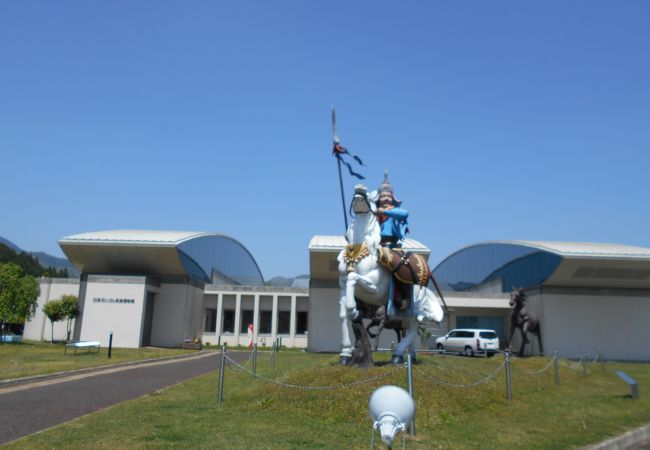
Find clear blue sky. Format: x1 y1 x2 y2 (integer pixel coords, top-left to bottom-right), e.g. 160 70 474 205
1 2 649 280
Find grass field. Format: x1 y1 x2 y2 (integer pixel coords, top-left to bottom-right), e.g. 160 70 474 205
5 350 650 449
0 341 194 380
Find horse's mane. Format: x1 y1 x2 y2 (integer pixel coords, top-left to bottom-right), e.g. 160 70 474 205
513 288 527 304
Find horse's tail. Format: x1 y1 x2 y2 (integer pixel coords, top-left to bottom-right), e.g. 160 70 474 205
428 273 451 314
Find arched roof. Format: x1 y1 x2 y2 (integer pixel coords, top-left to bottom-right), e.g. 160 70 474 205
59 230 264 286
433 240 650 292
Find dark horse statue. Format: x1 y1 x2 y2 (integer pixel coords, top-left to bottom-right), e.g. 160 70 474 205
508 288 544 356
365 305 408 351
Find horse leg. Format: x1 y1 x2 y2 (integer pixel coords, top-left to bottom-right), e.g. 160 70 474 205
339 279 354 364
537 327 544 356
374 320 385 351
519 329 527 356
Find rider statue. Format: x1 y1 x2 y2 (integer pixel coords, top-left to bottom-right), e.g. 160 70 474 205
376 171 409 249
375 171 414 310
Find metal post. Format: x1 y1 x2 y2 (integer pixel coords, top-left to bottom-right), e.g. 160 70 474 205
108 331 113 359
597 347 605 371
252 343 257 378
407 353 415 436
271 341 276 370
505 350 512 401
582 349 588 377
218 344 227 403
554 350 559 386
390 341 395 352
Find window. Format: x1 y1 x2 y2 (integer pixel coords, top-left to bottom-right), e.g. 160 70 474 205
259 310 272 334
240 310 254 334
296 312 308 334
204 308 217 332
222 310 235 333
277 311 290 334
480 331 498 339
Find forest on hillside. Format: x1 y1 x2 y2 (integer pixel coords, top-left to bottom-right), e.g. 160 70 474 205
0 244 69 278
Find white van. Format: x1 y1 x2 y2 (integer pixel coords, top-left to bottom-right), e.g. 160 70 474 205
434 329 499 356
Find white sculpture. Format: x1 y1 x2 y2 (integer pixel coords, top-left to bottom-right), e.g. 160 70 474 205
337 185 444 365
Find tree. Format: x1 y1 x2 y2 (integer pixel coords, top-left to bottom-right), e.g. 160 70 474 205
43 299 64 343
0 263 40 342
60 295 79 341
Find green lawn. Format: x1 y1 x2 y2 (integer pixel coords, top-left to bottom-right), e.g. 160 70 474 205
0 341 194 380
5 351 650 449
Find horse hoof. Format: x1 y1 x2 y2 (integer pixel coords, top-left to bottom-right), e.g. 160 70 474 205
390 355 404 365
340 355 353 366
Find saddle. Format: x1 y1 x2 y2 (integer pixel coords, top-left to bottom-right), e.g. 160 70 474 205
378 248 432 310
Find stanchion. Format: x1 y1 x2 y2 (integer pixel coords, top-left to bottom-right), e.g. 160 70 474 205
218 344 227 403
597 347 605 371
554 350 559 386
407 354 415 436
505 350 512 401
108 331 113 359
271 341 276 370
252 343 257 378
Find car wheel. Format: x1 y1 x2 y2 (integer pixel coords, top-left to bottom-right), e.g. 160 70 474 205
464 346 474 357
437 343 444 351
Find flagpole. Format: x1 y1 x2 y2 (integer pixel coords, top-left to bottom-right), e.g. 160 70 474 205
337 156 349 231
332 107 349 232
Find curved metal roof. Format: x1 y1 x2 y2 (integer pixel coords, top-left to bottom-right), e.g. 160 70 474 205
59 230 264 286
309 235 430 253
434 240 650 292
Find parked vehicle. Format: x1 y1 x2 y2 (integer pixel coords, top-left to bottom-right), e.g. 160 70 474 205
0 332 22 343
434 328 499 356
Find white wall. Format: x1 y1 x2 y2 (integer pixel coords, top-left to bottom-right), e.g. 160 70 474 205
23 279 80 342
307 287 343 352
80 279 147 348
541 289 650 361
150 283 188 348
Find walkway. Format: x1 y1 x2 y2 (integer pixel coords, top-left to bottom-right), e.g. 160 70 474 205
0 350 247 445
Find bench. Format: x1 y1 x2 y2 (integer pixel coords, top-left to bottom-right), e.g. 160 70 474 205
65 341 101 355
616 371 639 399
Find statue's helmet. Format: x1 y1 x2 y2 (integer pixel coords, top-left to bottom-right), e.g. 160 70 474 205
377 170 402 206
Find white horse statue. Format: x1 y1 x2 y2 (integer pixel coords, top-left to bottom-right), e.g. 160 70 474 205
338 184 444 365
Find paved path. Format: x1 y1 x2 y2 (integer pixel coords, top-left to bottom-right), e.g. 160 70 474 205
0 351 248 445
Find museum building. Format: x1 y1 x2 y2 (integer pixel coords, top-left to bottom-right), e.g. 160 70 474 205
307 238 650 361
23 230 309 349
23 230 650 361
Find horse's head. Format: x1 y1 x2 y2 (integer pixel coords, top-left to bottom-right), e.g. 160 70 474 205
352 184 377 215
509 288 525 308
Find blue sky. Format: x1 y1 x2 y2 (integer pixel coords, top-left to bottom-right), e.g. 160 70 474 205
1 1 649 280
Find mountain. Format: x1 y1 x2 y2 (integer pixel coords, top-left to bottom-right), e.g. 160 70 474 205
0 236 21 252
0 236 79 277
265 274 309 288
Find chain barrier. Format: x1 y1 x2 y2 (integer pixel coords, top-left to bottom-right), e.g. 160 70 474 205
413 360 506 388
224 354 401 390
515 357 556 376
567 353 586 370
253 350 274 361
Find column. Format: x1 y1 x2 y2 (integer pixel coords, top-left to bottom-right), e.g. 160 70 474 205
253 294 260 344
290 295 297 346
234 293 242 344
271 294 278 343
215 293 223 338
